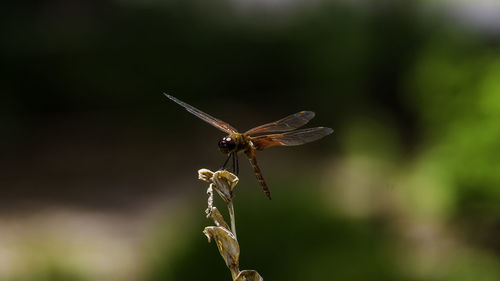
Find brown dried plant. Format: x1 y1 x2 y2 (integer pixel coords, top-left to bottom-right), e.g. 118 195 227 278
198 169 263 281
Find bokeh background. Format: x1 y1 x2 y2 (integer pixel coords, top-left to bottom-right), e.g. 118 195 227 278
2 0 500 280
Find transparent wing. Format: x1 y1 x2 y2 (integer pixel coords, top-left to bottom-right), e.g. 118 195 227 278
251 127 333 150
164 93 237 134
244 111 315 136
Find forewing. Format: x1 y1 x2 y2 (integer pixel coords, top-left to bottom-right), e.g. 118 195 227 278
164 93 237 134
244 111 315 136
251 127 333 150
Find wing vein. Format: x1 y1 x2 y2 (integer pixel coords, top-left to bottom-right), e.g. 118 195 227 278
244 111 315 135
251 127 333 150
164 93 237 134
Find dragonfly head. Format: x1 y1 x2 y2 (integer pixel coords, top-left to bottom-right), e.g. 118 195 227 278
218 136 236 154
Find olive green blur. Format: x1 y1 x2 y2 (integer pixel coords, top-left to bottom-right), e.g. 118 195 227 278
2 1 500 281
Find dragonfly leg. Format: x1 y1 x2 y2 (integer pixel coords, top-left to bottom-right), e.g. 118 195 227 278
232 152 236 174
221 153 231 170
235 153 239 175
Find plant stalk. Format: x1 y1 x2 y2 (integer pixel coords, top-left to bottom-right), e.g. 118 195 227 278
228 200 237 240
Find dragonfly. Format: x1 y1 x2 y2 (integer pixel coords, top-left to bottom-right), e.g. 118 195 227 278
164 93 333 199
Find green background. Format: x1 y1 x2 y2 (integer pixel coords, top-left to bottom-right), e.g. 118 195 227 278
1 1 500 280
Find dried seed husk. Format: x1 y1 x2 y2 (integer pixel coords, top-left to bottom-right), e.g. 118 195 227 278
234 270 263 281
198 168 214 183
212 170 239 202
203 226 240 278
207 207 230 230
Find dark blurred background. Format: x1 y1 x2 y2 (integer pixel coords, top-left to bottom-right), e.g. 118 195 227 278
1 0 500 280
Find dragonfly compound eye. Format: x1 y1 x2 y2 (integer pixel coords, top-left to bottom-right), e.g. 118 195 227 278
218 137 236 153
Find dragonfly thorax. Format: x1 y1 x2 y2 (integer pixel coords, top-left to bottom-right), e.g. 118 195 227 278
218 133 250 154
